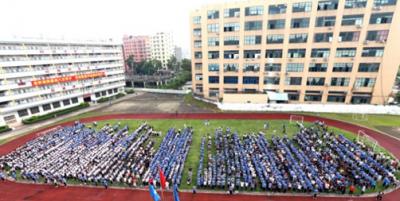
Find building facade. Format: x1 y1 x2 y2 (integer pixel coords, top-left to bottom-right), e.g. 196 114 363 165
122 35 151 64
191 0 400 104
150 32 175 69
0 38 125 125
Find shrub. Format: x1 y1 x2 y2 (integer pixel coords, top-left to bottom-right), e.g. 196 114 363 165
0 125 11 133
22 103 90 124
125 89 135 94
97 93 126 103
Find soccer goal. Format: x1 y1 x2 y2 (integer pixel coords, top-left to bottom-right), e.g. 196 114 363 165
352 113 368 121
289 115 304 124
357 130 378 150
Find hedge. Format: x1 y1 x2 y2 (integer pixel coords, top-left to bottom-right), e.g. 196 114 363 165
22 102 90 124
0 125 11 133
125 89 134 94
97 93 126 103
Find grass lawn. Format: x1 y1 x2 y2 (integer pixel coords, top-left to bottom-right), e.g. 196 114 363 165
84 119 397 193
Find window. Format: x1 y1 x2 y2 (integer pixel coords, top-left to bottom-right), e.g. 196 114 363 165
244 35 262 45
244 50 261 59
339 31 360 42
288 49 306 58
63 99 70 106
265 49 283 58
304 94 322 102
355 78 376 87
224 36 240 45
361 47 384 57
243 76 259 84
207 10 219 19
333 63 353 72
18 109 29 117
195 74 203 81
224 63 239 72
336 48 357 57
311 48 330 58
351 93 372 104
208 63 219 71
224 50 239 59
224 76 238 84
193 16 201 24
224 23 240 32
366 30 389 41
345 0 367 8
208 51 220 59
264 77 280 85
327 94 346 102
292 1 312 12
265 63 281 72
374 0 397 6
194 51 202 59
52 101 61 109
289 33 308 43
370 13 393 24
341 15 363 26
209 88 219 97
268 19 285 30
30 107 40 114
193 28 201 36
71 97 78 104
268 4 287 14
245 21 263 31
314 32 333 42
316 16 336 27
317 0 339 11
208 76 219 84
307 77 325 86
195 63 202 70
267 34 284 44
286 63 304 72
358 63 380 72
194 40 202 48
285 77 302 85
331 77 350 86
42 104 51 111
224 88 238 94
208 37 219 47
207 24 219 32
224 8 240 18
309 63 328 72
244 63 260 72
291 18 310 28
245 6 264 16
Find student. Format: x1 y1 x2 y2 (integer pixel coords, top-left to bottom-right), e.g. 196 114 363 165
192 186 197 194
376 191 383 200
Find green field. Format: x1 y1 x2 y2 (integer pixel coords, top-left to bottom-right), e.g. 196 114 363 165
87 119 396 193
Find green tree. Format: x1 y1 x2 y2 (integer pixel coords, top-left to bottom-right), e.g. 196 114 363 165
125 55 136 73
396 91 400 102
167 56 180 72
181 58 191 72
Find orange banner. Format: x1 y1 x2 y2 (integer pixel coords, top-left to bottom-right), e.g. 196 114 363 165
31 71 106 87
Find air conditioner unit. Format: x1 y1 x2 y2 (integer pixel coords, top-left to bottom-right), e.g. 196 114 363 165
328 27 333 30
234 54 239 59
288 58 293 62
379 39 386 43
325 83 330 87
255 54 261 59
350 57 355 61
328 37 333 42
363 40 369 45
234 12 240 17
338 36 342 42
373 6 382 11
356 24 362 29
323 58 328 62
311 59 317 62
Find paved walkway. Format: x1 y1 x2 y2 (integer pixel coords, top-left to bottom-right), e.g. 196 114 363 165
0 113 399 201
0 93 141 141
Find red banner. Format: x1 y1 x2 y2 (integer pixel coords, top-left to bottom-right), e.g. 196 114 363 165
31 72 105 87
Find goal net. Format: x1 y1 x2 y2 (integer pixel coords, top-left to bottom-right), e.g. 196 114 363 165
357 130 378 150
289 115 304 124
352 113 368 121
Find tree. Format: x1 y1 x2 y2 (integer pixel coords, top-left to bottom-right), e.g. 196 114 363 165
396 91 400 102
167 56 180 72
181 59 191 72
126 55 136 73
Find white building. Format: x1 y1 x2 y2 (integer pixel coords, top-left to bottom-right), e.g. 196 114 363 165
150 32 175 69
0 37 125 126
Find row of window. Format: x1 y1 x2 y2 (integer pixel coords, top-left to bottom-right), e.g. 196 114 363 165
199 0 396 21
194 30 389 47
194 47 384 59
17 97 80 118
203 12 393 33
202 62 380 73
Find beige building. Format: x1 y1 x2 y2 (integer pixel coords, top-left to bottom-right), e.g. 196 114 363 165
190 0 400 104
150 32 175 69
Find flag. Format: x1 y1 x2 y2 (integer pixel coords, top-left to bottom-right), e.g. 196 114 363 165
173 184 180 201
159 167 166 190
149 184 160 201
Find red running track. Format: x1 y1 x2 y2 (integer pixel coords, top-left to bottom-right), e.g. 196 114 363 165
0 113 399 201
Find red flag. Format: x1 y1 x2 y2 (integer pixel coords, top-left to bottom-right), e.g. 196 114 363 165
159 168 166 190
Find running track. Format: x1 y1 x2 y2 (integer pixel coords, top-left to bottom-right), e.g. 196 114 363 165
0 113 399 201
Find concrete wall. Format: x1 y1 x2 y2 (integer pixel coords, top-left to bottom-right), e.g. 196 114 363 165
223 93 268 104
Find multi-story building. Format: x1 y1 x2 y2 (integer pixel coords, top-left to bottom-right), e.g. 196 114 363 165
0 38 125 125
122 35 151 64
150 32 175 68
175 46 183 61
191 0 400 104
